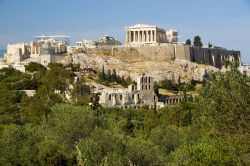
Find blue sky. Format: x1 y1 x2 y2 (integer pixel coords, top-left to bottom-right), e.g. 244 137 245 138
0 0 250 63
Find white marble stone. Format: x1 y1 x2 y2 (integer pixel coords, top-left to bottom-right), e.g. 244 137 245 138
125 24 178 46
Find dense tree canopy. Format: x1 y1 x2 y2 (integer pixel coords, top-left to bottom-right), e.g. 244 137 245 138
97 66 135 87
0 63 249 165
25 62 47 73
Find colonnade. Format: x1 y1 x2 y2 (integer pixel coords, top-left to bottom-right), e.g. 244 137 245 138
126 29 168 43
126 30 156 43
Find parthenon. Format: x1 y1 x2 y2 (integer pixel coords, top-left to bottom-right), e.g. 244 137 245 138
125 24 178 45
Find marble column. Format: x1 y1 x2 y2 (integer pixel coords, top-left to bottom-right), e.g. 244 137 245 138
141 31 143 42
139 31 141 42
140 31 143 42
137 31 139 42
134 31 136 42
126 31 129 43
135 31 138 42
142 30 145 42
135 31 137 42
143 31 146 42
146 31 149 42
151 30 154 42
149 30 151 42
129 31 131 42
130 31 132 42
138 31 140 42
148 30 151 42
133 31 135 42
154 30 157 42
147 31 149 42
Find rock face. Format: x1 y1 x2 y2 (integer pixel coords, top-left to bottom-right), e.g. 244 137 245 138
62 51 219 82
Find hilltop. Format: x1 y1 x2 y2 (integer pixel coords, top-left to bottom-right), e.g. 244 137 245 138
63 46 219 83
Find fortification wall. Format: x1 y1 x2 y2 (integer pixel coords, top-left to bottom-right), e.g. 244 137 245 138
175 45 191 61
190 47 241 68
92 45 176 62
88 44 240 68
137 45 175 62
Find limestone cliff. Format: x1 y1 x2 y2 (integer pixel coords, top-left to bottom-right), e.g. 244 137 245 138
62 50 219 82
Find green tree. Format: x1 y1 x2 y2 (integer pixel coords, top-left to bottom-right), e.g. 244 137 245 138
121 76 127 87
127 76 135 85
71 77 91 105
45 104 98 155
97 65 106 83
193 36 203 47
125 136 165 166
111 68 117 82
160 102 195 130
70 63 81 72
41 63 75 94
38 138 69 166
208 42 213 48
92 92 101 110
149 125 181 155
47 62 64 70
159 78 175 91
25 62 47 73
0 124 41 165
153 82 160 95
0 67 37 90
169 141 242 165
21 85 63 124
0 88 25 124
77 128 126 166
196 70 250 136
107 69 112 82
185 39 192 45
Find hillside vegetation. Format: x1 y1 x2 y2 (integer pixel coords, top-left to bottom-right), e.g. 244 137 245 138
0 62 249 165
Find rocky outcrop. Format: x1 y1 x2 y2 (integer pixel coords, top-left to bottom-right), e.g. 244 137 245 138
62 52 218 83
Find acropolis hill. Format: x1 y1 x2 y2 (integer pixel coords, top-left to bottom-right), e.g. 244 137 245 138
2 24 241 82
63 24 240 82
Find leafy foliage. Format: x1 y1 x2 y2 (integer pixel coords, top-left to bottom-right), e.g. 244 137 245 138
0 65 249 165
71 77 91 105
154 78 195 94
0 67 38 90
197 70 250 135
25 62 47 72
97 66 136 87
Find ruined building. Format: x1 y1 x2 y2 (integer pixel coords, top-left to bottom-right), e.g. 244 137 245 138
4 36 67 66
98 75 188 109
98 75 158 109
125 24 178 46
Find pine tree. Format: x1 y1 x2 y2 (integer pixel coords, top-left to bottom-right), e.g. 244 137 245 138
111 68 117 82
98 65 106 82
193 36 203 47
107 69 111 82
185 39 191 45
208 42 213 48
